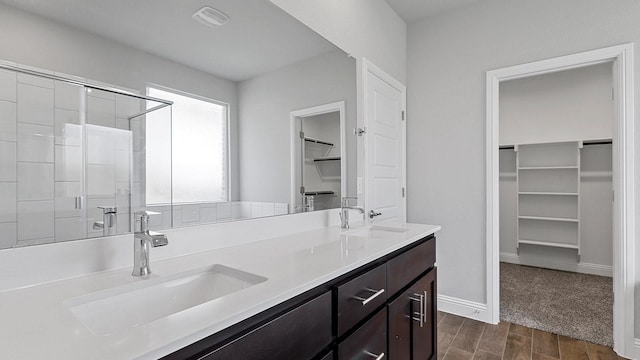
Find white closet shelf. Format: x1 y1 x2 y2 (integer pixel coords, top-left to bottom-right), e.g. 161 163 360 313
518 215 579 223
518 166 579 170
517 239 579 250
518 192 578 196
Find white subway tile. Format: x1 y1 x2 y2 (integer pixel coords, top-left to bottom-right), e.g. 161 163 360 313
17 83 54 126
17 73 54 89
17 162 54 201
274 204 289 216
231 203 241 219
0 183 16 222
116 213 131 235
251 203 262 218
0 69 16 102
86 88 115 101
16 237 55 247
54 81 82 110
115 150 131 182
54 217 83 242
217 202 232 221
54 109 80 146
0 101 16 142
87 125 115 165
262 203 275 217
17 200 54 240
87 95 115 127
17 123 54 163
54 145 81 181
182 204 200 224
200 204 217 224
0 141 16 181
87 165 115 197
54 182 81 218
0 222 16 249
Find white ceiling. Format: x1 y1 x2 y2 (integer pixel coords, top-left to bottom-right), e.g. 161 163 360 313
0 0 339 82
385 0 480 23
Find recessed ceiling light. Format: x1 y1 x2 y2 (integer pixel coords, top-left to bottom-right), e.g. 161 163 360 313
192 7 230 28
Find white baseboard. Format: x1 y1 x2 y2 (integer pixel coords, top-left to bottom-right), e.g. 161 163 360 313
437 294 491 323
500 252 613 277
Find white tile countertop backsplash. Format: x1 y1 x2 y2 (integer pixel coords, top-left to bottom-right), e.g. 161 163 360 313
0 217 439 359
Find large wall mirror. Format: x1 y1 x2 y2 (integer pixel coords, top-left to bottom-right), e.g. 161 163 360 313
0 0 357 249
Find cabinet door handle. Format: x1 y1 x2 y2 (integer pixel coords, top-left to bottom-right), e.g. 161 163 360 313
410 293 425 327
363 350 385 360
422 290 428 324
352 287 385 306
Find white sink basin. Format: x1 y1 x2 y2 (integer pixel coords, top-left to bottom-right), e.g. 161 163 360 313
64 264 267 336
345 223 410 236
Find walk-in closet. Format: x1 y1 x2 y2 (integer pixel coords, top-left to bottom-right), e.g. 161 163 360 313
498 62 614 346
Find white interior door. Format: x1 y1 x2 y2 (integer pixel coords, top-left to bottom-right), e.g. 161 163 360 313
364 60 406 222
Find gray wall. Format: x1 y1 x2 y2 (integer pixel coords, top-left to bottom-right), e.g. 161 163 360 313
500 63 613 145
271 0 407 83
237 51 356 203
406 0 640 335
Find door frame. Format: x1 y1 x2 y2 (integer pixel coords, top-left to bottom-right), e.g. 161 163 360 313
362 58 407 222
289 101 346 213
485 43 635 356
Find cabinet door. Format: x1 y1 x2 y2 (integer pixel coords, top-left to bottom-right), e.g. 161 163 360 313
388 268 437 360
413 268 437 360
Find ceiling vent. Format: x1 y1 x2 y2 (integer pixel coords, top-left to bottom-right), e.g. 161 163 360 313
192 7 229 28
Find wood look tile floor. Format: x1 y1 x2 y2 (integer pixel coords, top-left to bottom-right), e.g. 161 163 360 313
437 312 629 360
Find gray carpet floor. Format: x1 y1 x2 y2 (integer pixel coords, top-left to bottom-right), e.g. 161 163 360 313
500 262 613 347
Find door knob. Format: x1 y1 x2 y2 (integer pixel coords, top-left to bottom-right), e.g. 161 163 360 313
369 210 382 219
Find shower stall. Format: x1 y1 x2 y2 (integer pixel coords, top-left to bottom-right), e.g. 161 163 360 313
0 64 172 248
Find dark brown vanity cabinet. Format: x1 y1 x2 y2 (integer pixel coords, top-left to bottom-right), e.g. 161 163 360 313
164 234 436 360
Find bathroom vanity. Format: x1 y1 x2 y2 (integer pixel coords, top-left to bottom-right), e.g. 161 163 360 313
166 230 437 360
0 222 439 359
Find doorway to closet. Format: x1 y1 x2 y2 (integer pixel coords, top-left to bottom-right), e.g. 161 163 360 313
485 43 637 358
498 62 614 347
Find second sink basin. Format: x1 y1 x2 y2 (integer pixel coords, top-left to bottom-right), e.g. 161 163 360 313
64 264 267 336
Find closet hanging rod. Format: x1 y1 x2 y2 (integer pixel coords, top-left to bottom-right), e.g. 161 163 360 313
583 139 612 146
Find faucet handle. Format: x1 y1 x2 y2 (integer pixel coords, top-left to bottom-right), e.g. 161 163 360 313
135 210 161 219
98 206 117 214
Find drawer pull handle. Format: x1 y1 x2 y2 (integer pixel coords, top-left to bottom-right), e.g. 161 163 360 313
363 350 385 360
352 288 385 306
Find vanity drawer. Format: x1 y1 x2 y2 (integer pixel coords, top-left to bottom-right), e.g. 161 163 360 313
202 291 332 360
338 307 387 360
336 263 387 336
387 237 435 295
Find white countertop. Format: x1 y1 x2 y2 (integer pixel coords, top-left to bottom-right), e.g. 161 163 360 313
0 223 440 359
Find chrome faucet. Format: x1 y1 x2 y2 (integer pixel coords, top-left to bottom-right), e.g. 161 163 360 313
132 211 168 277
93 206 117 236
340 197 365 229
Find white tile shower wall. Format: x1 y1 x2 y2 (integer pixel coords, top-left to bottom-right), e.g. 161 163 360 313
0 222 16 249
0 73 17 248
0 141 16 181
0 101 16 141
17 200 54 242
17 83 54 126
0 69 17 102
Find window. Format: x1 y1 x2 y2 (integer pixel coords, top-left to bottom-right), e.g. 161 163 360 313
146 87 229 204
